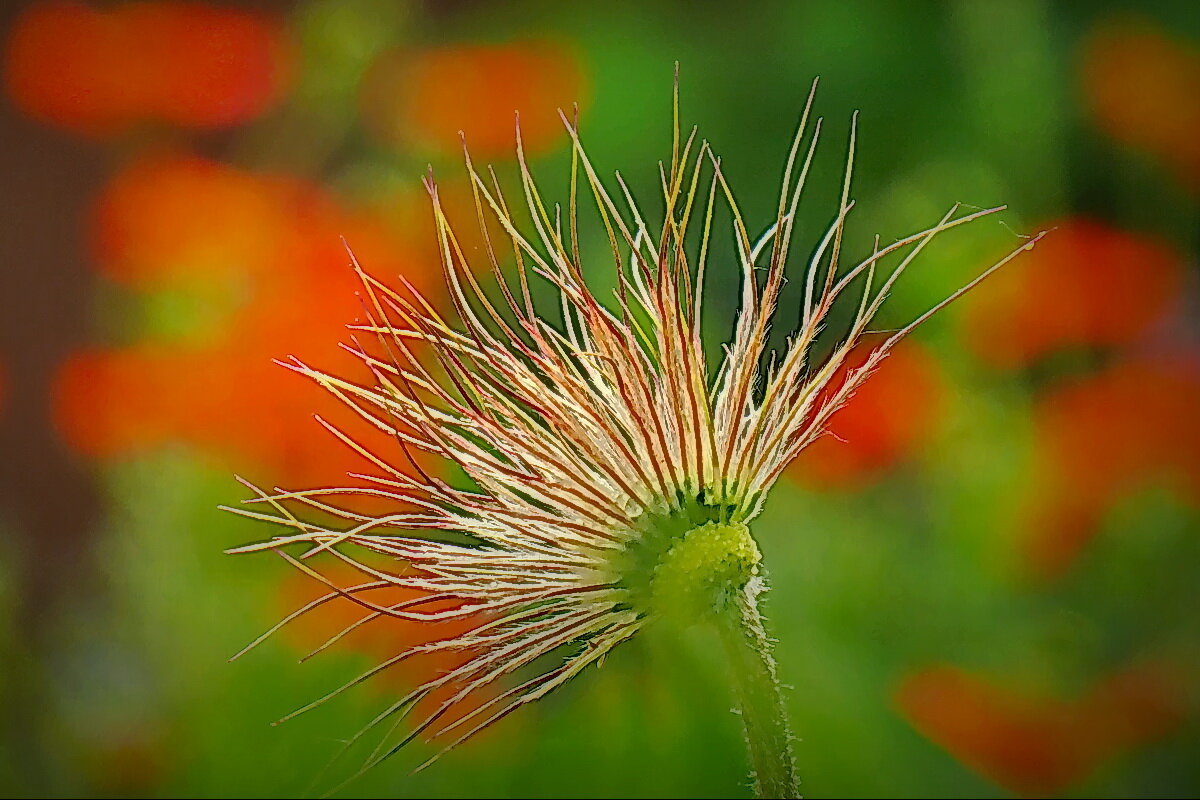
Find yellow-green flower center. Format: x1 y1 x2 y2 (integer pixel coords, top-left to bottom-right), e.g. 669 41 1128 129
613 501 762 620
649 522 761 618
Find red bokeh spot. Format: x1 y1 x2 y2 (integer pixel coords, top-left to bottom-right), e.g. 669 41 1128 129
360 41 585 158
4 2 128 134
789 340 946 489
1022 356 1200 578
963 219 1183 370
895 661 1187 797
121 1 292 129
1082 22 1200 189
54 346 181 458
4 1 291 136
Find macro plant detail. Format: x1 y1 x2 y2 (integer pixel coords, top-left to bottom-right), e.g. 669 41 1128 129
226 76 1040 798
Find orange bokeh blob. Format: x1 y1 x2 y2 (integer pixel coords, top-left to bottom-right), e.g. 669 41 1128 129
56 154 443 491
92 153 288 287
1022 356 1200 578
895 661 1186 797
361 41 585 158
788 340 946 489
1082 21 1200 188
962 219 1182 370
52 342 417 492
4 1 291 136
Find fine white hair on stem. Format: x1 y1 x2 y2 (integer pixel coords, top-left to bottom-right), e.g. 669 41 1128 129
224 74 1044 781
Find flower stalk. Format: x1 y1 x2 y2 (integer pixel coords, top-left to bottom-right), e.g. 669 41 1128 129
718 579 800 799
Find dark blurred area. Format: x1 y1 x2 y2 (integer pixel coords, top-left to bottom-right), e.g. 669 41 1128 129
1 1 1198 797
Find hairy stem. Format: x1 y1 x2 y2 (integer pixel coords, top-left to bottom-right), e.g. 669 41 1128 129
718 579 800 799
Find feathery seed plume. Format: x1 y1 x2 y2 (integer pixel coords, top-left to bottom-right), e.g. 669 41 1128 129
225 75 1041 785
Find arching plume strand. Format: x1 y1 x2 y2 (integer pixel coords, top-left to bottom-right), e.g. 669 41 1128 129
224 78 1043 779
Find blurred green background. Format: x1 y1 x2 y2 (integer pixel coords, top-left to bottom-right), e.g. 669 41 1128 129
1 1 1198 797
